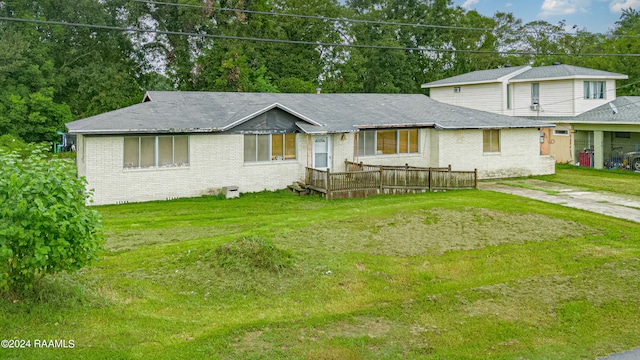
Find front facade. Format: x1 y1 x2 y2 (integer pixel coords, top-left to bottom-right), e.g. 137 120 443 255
423 64 629 164
68 92 554 205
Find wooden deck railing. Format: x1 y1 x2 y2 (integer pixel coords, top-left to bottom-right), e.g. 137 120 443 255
304 162 477 200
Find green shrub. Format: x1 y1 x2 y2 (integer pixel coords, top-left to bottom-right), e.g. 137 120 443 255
0 134 33 157
213 237 294 273
0 147 104 292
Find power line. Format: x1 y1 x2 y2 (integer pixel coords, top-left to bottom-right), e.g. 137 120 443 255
132 0 493 32
2 16 640 57
133 0 640 39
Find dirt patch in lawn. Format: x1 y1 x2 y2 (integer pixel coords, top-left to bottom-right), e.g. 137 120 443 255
104 226 233 251
466 259 640 323
234 330 273 356
275 208 599 257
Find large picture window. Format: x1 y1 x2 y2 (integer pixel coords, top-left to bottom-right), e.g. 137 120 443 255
358 129 419 156
483 129 500 153
584 81 605 99
244 133 296 163
124 135 189 168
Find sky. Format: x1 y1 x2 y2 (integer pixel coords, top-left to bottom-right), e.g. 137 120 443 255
451 0 640 34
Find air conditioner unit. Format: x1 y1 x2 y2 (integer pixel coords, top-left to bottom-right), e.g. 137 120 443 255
530 104 539 111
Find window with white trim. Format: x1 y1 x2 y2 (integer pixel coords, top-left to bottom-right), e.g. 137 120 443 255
584 81 605 99
483 129 500 153
123 135 189 168
244 133 296 163
358 129 419 156
531 83 540 105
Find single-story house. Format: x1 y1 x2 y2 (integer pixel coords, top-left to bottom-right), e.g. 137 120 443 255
66 91 555 205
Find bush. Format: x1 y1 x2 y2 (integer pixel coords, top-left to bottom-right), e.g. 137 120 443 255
213 237 294 273
0 134 32 157
0 146 104 292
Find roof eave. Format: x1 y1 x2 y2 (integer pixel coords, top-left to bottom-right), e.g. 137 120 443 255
355 123 435 129
66 128 222 135
510 75 628 83
422 80 500 89
434 123 555 130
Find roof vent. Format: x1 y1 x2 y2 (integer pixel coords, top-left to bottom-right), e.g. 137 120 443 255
504 64 511 68
553 62 562 66
316 88 322 94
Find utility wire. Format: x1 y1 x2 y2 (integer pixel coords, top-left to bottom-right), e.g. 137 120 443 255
2 16 640 57
133 0 640 39
132 0 493 32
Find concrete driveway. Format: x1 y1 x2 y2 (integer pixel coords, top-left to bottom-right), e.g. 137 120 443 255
479 179 640 223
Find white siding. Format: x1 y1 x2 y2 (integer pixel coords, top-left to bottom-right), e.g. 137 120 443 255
512 80 574 117
429 83 503 113
511 79 618 117
574 79 617 115
436 128 555 179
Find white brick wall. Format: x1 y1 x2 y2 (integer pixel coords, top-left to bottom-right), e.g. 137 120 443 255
436 128 555 179
83 134 308 205
81 128 554 205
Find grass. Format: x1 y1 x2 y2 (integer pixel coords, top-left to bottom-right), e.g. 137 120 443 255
535 164 640 197
495 181 561 196
2 173 640 359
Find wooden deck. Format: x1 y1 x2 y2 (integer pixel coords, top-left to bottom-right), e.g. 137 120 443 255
301 161 477 200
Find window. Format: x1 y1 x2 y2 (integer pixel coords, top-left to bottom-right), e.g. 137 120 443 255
506 84 511 110
244 133 296 162
553 129 569 136
615 132 631 139
124 135 189 168
531 83 540 105
358 129 419 156
454 86 461 93
584 81 605 99
483 130 500 153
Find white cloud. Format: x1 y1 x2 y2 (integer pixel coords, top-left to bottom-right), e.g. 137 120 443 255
609 0 640 13
539 0 591 17
461 0 480 9
506 2 513 7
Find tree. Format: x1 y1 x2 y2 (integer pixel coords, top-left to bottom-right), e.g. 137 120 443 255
604 8 640 96
0 0 145 141
0 147 104 292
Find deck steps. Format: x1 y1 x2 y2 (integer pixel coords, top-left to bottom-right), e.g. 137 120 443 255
287 181 309 196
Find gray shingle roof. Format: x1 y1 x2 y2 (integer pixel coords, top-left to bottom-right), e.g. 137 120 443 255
523 97 640 124
509 64 627 81
421 65 530 88
422 64 627 89
66 91 552 135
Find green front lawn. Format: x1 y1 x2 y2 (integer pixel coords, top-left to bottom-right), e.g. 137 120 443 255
535 164 640 197
2 187 640 359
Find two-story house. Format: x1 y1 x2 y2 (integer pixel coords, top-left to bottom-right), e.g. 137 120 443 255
422 64 637 169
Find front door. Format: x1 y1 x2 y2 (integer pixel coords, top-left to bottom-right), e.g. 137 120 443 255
313 135 332 170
